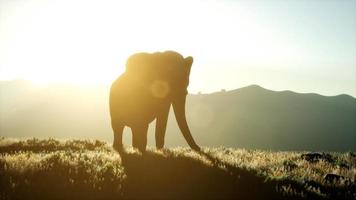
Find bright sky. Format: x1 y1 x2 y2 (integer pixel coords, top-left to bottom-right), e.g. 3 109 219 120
0 0 355 96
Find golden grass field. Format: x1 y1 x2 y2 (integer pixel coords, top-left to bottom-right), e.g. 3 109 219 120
0 138 355 200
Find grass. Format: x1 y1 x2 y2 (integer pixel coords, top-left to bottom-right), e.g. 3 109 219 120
0 138 355 200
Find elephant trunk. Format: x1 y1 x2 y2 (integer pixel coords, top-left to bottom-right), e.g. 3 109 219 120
172 96 200 151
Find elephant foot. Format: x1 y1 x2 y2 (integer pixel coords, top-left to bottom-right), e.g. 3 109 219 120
138 146 147 153
113 143 124 153
156 144 164 150
156 147 164 151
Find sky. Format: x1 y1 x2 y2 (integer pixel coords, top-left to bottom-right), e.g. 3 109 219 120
0 0 355 96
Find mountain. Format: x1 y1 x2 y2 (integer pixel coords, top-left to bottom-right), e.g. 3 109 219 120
183 85 356 151
1 81 355 151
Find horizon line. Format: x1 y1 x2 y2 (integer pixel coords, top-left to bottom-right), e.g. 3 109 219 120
1 79 355 99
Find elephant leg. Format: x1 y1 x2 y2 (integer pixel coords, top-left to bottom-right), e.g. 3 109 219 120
132 124 149 152
112 122 124 152
132 128 139 149
155 105 170 149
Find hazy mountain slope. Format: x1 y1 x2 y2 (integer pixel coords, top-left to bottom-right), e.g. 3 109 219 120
1 81 355 151
184 85 356 151
0 81 110 139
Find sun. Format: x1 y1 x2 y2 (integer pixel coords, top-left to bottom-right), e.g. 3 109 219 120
0 0 251 87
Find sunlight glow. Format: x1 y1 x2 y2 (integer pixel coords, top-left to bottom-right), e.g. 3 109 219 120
1 0 355 96
0 0 291 85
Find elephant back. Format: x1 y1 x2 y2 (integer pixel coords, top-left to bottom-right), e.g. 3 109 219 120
125 51 186 81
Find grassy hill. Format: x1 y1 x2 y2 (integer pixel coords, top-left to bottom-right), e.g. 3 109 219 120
1 138 355 200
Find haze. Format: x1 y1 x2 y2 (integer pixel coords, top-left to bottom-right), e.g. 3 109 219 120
0 0 355 96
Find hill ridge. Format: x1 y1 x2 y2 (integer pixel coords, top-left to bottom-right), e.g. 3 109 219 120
196 84 356 99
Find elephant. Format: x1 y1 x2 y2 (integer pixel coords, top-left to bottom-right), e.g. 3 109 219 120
109 51 201 153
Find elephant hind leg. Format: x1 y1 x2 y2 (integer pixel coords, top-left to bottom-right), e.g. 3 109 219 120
112 122 124 152
131 124 149 152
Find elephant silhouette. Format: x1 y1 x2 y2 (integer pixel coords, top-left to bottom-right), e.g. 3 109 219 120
109 51 200 152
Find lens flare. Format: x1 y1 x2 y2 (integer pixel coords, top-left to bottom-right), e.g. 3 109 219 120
150 80 170 98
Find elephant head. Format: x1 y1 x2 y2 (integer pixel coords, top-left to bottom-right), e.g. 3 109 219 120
125 51 200 151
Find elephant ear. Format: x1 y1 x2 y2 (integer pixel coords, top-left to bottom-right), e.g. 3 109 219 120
184 56 193 75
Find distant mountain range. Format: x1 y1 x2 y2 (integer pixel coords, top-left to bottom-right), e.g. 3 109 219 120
1 81 355 151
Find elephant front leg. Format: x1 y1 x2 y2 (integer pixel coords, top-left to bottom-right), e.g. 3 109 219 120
155 105 170 149
132 124 149 152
